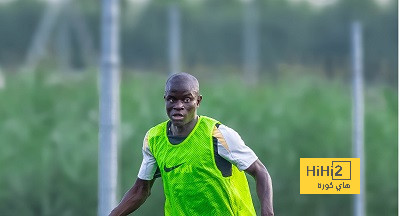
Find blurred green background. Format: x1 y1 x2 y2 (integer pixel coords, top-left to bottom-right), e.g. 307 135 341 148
0 0 397 215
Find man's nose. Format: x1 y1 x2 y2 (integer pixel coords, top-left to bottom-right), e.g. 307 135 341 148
173 100 184 109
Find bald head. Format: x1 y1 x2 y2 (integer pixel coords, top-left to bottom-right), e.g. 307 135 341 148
165 73 200 96
164 73 202 126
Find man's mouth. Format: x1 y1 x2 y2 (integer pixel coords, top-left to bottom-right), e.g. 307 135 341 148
171 113 184 120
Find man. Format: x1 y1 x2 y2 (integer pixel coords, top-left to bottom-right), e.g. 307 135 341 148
110 73 274 216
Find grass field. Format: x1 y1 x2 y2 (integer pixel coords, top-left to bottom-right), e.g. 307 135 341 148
0 70 397 215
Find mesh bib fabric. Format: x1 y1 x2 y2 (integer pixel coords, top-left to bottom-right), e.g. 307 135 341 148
148 116 256 216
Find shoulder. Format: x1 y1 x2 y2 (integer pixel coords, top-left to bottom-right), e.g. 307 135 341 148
213 123 242 139
201 116 242 141
212 123 244 150
147 120 169 137
200 115 220 124
145 120 169 151
212 123 258 170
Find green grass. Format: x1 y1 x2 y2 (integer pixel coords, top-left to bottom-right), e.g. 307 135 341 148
0 70 397 215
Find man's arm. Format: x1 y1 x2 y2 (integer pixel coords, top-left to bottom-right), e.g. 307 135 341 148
109 178 155 216
245 159 274 216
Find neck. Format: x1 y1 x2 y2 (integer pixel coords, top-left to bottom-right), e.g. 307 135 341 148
170 115 199 137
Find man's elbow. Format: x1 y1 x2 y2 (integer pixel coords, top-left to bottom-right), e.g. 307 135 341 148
254 161 271 180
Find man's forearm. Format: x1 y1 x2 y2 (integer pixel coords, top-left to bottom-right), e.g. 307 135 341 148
109 189 148 216
246 160 274 216
255 170 274 216
109 178 153 216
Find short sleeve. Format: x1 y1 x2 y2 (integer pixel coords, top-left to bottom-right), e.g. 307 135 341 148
213 124 258 171
137 131 158 180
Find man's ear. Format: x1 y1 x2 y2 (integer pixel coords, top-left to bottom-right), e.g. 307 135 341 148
197 95 203 106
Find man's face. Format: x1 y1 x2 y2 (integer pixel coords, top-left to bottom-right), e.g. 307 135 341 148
164 80 202 127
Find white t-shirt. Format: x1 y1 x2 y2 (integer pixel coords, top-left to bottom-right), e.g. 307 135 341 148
138 124 258 180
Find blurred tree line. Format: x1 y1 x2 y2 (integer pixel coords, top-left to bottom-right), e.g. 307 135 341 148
0 0 397 85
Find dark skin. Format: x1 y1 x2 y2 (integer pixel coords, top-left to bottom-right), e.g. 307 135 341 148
164 75 202 136
110 73 274 216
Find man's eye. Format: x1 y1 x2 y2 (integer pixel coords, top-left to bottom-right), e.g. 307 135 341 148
168 98 174 103
184 98 191 103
